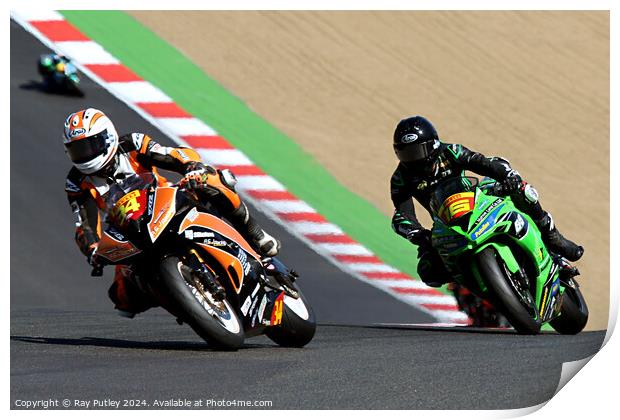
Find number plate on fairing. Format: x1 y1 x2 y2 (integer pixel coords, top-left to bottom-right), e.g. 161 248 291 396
438 192 475 224
109 190 146 227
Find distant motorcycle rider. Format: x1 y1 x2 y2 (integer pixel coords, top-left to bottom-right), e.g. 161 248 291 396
37 53 70 90
63 108 280 315
390 115 584 287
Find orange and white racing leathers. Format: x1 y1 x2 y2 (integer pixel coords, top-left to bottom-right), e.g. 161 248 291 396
65 133 274 313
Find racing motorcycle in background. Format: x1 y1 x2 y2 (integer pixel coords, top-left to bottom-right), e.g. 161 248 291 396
429 176 588 334
91 172 316 349
37 55 83 96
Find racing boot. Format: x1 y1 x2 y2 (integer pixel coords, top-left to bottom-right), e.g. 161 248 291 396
250 229 281 257
230 202 281 257
535 213 584 262
417 246 452 288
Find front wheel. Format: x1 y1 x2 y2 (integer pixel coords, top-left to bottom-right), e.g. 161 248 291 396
157 256 245 350
476 248 541 334
266 291 316 347
550 284 589 334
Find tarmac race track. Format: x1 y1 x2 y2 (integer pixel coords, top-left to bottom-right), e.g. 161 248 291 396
10 21 605 410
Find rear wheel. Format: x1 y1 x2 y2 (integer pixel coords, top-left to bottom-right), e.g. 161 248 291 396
157 256 245 350
476 248 541 334
550 284 589 335
266 291 316 347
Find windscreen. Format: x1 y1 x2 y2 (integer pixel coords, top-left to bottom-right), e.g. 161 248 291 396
429 176 479 224
105 173 155 212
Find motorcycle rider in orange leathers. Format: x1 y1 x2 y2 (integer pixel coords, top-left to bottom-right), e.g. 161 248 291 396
63 108 280 317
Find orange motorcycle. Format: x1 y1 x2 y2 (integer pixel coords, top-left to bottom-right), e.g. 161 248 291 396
92 172 316 350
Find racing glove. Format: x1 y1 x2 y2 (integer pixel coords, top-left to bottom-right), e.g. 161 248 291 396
501 170 524 194
75 226 98 257
183 161 217 190
76 225 102 275
409 228 432 247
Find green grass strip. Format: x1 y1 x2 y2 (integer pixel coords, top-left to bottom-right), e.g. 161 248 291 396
61 10 430 282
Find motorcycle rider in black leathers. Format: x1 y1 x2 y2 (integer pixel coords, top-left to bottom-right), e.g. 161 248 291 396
37 53 70 91
390 116 584 287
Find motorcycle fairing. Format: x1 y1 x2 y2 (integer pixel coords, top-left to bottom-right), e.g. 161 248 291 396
147 187 177 243
97 228 142 263
178 209 261 261
432 185 562 321
195 243 247 294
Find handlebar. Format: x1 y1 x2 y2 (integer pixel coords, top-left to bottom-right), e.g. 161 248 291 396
489 182 507 196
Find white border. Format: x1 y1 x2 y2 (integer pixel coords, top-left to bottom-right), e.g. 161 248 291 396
5 1 617 418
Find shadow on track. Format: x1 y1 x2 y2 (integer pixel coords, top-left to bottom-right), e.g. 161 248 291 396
10 335 278 352
343 323 526 335
10 323 559 356
19 80 84 97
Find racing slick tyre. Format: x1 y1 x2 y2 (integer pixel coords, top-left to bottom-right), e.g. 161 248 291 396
476 248 541 335
266 291 316 348
550 284 589 335
157 256 245 350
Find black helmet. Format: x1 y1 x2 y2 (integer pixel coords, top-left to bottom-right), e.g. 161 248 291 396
393 116 441 164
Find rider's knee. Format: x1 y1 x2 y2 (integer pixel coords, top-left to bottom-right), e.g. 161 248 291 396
417 248 452 288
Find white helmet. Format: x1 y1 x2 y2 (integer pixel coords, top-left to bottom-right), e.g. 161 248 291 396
63 108 119 174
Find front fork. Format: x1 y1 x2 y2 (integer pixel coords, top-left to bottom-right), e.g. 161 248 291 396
183 247 226 301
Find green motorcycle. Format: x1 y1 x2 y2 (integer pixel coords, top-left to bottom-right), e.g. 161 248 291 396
429 176 588 334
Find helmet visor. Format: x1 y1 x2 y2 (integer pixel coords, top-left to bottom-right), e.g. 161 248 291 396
394 140 439 163
65 130 109 164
